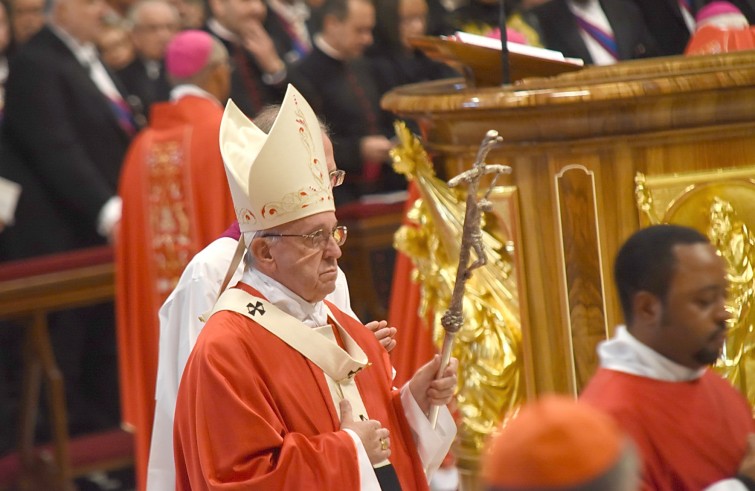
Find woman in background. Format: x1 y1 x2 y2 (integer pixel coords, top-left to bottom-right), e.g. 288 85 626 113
367 0 459 133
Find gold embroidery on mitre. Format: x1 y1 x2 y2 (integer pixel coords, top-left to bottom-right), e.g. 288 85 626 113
261 188 330 218
260 93 332 219
236 207 257 226
293 92 328 190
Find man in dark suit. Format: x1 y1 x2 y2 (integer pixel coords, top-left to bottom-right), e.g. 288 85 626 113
631 0 699 56
263 0 314 64
290 0 399 204
117 0 179 121
205 0 289 117
4 4 138 255
2 0 140 436
525 0 659 64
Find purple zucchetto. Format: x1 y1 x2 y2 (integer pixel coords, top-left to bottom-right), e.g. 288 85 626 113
165 30 214 79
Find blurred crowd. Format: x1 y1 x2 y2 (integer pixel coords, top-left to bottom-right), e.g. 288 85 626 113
1 0 754 241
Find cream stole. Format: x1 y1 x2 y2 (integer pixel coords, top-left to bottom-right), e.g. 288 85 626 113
209 288 389 467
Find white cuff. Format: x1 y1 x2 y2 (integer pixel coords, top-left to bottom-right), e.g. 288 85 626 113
97 196 122 237
261 66 287 85
399 384 456 479
0 177 21 226
343 429 382 491
703 478 749 491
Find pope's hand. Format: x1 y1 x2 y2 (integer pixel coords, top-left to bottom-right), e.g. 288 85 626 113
738 434 755 481
366 320 397 352
339 400 391 464
409 355 458 415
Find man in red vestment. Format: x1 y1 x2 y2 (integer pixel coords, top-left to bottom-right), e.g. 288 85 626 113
685 1 755 55
115 30 235 490
173 84 457 490
581 224 755 491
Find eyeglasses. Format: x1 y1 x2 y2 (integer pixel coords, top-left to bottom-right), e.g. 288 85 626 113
329 169 346 188
262 225 348 249
134 22 180 34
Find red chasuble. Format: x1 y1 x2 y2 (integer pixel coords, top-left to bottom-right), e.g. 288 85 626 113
685 25 755 55
115 95 234 490
581 368 755 491
173 283 430 490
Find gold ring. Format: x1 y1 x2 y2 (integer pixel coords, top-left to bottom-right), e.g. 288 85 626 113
380 438 388 451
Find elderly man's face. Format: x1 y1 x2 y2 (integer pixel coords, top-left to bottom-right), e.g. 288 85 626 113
265 211 342 303
0 3 10 54
214 0 266 35
54 0 109 43
9 0 44 45
131 1 180 61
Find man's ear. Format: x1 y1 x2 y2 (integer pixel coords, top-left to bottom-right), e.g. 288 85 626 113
250 237 275 271
633 291 662 324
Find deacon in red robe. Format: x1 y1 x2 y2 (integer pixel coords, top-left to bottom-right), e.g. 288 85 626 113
580 225 755 491
115 30 234 490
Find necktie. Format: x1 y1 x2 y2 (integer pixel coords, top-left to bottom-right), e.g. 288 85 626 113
109 97 137 136
273 10 311 60
574 14 619 61
82 54 137 136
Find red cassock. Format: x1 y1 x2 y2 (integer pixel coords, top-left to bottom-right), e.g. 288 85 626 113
173 283 430 490
581 368 755 491
115 94 235 490
685 25 755 55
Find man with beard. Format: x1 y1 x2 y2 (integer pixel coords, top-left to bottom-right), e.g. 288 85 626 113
581 224 755 491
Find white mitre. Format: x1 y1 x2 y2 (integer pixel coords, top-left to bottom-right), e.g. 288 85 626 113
220 83 335 233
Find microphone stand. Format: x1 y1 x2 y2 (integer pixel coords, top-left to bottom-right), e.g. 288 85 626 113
499 0 511 85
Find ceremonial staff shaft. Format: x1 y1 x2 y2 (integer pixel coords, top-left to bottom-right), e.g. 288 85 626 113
429 130 510 428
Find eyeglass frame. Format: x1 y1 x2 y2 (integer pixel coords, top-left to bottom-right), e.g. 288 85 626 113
261 225 348 249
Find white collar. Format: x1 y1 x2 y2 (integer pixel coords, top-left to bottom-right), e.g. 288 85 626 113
0 57 8 84
49 22 122 101
598 326 706 382
49 22 97 66
169 84 221 105
207 18 239 44
241 268 329 328
314 34 345 61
